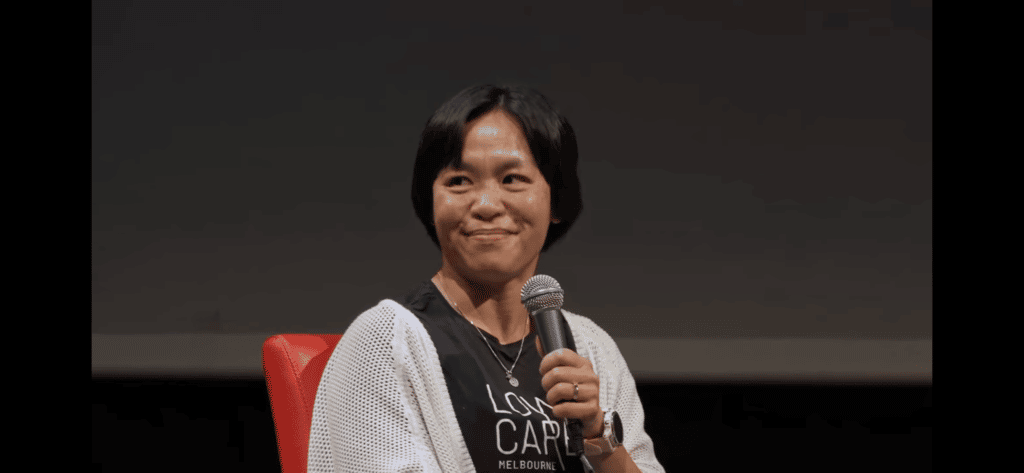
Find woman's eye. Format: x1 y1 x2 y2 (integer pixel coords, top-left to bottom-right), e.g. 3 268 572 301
446 175 526 186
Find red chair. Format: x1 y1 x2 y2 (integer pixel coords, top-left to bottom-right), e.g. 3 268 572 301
263 334 343 473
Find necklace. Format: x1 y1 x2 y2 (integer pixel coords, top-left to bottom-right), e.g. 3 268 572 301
435 272 528 387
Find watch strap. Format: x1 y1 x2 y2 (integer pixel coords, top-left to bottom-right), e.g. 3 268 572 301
583 410 621 457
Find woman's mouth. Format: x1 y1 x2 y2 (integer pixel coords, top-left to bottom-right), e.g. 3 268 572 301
465 230 514 241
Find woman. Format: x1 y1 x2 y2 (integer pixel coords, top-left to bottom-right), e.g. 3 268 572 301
308 85 664 472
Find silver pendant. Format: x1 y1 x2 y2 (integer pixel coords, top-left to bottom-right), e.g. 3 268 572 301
508 374 519 387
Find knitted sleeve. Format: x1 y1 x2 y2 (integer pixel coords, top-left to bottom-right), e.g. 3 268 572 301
564 311 666 473
307 300 472 472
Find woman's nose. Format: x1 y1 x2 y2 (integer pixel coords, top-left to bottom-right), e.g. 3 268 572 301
470 187 506 219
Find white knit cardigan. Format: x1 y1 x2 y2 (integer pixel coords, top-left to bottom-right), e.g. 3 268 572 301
307 299 665 472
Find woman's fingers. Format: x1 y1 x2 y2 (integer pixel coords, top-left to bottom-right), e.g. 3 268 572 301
539 348 592 375
540 366 598 392
544 380 596 406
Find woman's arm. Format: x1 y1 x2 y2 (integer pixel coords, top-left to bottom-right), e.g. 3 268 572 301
570 313 667 473
588 446 643 472
308 304 452 472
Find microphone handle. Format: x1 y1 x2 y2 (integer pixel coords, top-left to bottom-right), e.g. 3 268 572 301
530 307 586 459
531 307 568 354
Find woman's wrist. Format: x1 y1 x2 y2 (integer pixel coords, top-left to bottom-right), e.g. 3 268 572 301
585 446 642 473
583 412 604 439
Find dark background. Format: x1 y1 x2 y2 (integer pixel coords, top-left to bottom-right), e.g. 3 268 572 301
92 0 931 471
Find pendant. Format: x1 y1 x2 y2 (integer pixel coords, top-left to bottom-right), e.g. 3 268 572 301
507 373 519 387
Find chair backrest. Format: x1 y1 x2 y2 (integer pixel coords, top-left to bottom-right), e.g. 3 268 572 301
263 333 343 473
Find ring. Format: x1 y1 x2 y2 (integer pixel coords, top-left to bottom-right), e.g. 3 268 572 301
573 382 579 401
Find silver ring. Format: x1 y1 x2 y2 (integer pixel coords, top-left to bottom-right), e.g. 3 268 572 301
573 382 579 401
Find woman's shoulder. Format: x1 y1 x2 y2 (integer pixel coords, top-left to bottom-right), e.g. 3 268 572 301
561 309 616 346
342 298 423 339
561 309 630 380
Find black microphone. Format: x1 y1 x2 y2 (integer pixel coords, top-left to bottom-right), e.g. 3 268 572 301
521 275 589 466
521 274 568 355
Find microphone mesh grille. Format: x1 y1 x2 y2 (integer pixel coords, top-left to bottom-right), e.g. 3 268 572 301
521 274 564 312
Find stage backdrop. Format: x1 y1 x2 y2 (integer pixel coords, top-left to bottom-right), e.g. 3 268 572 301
92 0 931 383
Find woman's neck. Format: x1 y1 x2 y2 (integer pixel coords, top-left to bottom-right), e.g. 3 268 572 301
433 269 534 345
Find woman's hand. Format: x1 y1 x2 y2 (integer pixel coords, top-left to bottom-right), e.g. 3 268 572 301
537 343 604 439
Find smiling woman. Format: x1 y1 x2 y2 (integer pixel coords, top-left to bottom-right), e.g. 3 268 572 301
411 84 583 255
307 85 664 473
432 110 560 310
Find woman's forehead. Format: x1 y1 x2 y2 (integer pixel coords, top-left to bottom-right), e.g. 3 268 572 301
463 125 531 163
447 155 531 173
467 108 526 138
472 123 503 138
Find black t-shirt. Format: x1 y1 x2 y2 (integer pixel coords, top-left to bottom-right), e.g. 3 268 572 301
399 280 586 473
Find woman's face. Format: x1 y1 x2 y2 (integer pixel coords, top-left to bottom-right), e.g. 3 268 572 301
433 109 557 286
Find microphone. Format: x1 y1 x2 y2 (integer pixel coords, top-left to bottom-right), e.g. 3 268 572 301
521 274 567 355
521 275 590 467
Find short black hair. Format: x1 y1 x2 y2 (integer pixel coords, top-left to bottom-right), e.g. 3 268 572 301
411 84 583 253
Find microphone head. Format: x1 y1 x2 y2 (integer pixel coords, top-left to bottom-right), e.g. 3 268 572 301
521 274 564 313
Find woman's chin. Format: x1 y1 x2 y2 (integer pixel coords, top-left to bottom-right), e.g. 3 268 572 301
459 261 527 285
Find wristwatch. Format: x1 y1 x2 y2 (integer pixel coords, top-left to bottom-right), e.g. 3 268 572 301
583 410 623 457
